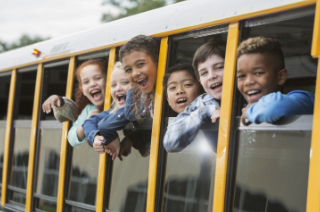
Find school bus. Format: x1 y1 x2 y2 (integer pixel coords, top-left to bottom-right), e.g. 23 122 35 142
0 0 319 211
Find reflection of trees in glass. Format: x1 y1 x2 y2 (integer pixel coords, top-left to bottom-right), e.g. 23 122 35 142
121 181 147 212
41 151 60 197
68 166 97 205
11 151 29 189
0 34 49 53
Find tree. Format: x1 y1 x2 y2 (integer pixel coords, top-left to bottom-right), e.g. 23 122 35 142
101 0 185 22
0 34 49 53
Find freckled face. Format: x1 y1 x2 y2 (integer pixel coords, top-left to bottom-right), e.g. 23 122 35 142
80 65 106 108
122 51 157 94
110 68 130 108
198 54 224 100
237 53 284 104
167 70 202 113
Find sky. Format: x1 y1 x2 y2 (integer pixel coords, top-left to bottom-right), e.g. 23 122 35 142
0 0 118 43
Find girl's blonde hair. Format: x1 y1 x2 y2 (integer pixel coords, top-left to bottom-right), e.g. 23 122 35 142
110 61 125 114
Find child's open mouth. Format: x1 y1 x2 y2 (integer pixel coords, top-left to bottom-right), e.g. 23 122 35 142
116 94 125 104
176 98 188 106
91 89 102 101
136 77 149 88
210 82 222 90
246 89 262 102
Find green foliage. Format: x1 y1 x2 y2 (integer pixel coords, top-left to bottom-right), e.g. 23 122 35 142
0 34 49 53
101 0 185 22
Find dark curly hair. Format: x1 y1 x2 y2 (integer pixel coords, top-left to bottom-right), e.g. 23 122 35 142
237 36 285 72
74 59 107 116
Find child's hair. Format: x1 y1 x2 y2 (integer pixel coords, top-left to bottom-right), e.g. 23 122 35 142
163 63 204 96
119 35 160 64
237 36 285 72
75 59 107 116
192 40 226 80
110 61 125 114
119 35 160 122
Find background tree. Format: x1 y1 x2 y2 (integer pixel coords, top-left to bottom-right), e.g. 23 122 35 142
101 0 185 22
0 34 49 53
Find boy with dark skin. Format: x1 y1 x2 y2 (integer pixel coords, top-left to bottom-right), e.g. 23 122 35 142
236 37 314 126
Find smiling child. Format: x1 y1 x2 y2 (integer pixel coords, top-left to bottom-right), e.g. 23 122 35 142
236 37 314 125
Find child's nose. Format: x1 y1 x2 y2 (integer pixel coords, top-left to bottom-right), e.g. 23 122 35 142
132 68 141 78
244 75 254 86
176 85 185 94
208 70 218 80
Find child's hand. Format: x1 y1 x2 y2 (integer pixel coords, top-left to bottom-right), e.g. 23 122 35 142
105 137 120 160
87 109 102 119
42 95 62 114
93 135 107 154
241 104 252 126
118 136 132 161
211 107 221 123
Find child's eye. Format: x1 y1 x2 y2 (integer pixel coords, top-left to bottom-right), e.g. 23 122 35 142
184 83 193 87
237 75 245 79
137 63 144 68
125 68 132 74
122 81 130 85
255 72 264 76
200 71 208 76
111 83 116 88
217 65 224 70
168 86 176 91
82 80 89 84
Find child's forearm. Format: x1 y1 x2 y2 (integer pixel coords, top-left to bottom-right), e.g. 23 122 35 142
76 125 85 141
164 105 216 153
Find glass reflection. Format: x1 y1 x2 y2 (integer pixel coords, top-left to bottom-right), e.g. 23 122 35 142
36 198 56 212
163 131 216 212
36 128 61 197
108 145 149 212
234 130 311 212
9 191 26 205
10 127 31 189
0 75 11 120
70 206 94 212
68 143 99 205
0 127 5 185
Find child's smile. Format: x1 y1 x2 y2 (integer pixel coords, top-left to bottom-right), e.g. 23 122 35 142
123 51 157 94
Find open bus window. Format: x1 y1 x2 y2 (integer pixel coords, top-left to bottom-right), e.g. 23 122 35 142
160 27 228 211
232 6 315 212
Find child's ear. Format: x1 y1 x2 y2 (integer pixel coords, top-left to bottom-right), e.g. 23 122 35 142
277 69 288 86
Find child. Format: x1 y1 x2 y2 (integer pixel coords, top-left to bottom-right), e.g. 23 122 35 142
163 40 226 153
162 63 204 114
42 59 115 151
236 36 314 126
82 62 130 159
96 35 160 146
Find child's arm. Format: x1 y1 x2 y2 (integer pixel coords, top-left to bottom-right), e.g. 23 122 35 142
163 104 217 153
98 107 130 145
245 90 314 124
82 111 110 146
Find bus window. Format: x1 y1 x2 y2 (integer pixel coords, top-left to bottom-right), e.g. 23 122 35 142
33 60 69 211
107 48 151 212
231 6 316 212
159 26 228 212
0 71 12 197
7 66 37 209
66 51 109 211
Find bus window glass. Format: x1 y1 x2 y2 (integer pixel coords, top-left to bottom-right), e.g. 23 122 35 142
68 143 99 206
0 72 11 195
162 29 227 211
34 61 68 210
232 7 315 212
9 67 37 206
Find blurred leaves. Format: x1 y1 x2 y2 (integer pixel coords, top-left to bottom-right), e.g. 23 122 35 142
0 34 49 53
101 0 185 22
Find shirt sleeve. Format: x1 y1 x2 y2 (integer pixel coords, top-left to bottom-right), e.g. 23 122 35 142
163 104 216 153
53 97 77 122
82 111 110 146
98 108 130 145
67 105 92 147
246 90 315 124
124 89 138 121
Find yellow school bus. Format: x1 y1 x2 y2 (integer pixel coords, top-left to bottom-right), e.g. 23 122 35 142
0 0 319 211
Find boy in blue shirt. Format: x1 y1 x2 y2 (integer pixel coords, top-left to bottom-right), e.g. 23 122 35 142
236 36 314 126
164 40 225 153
